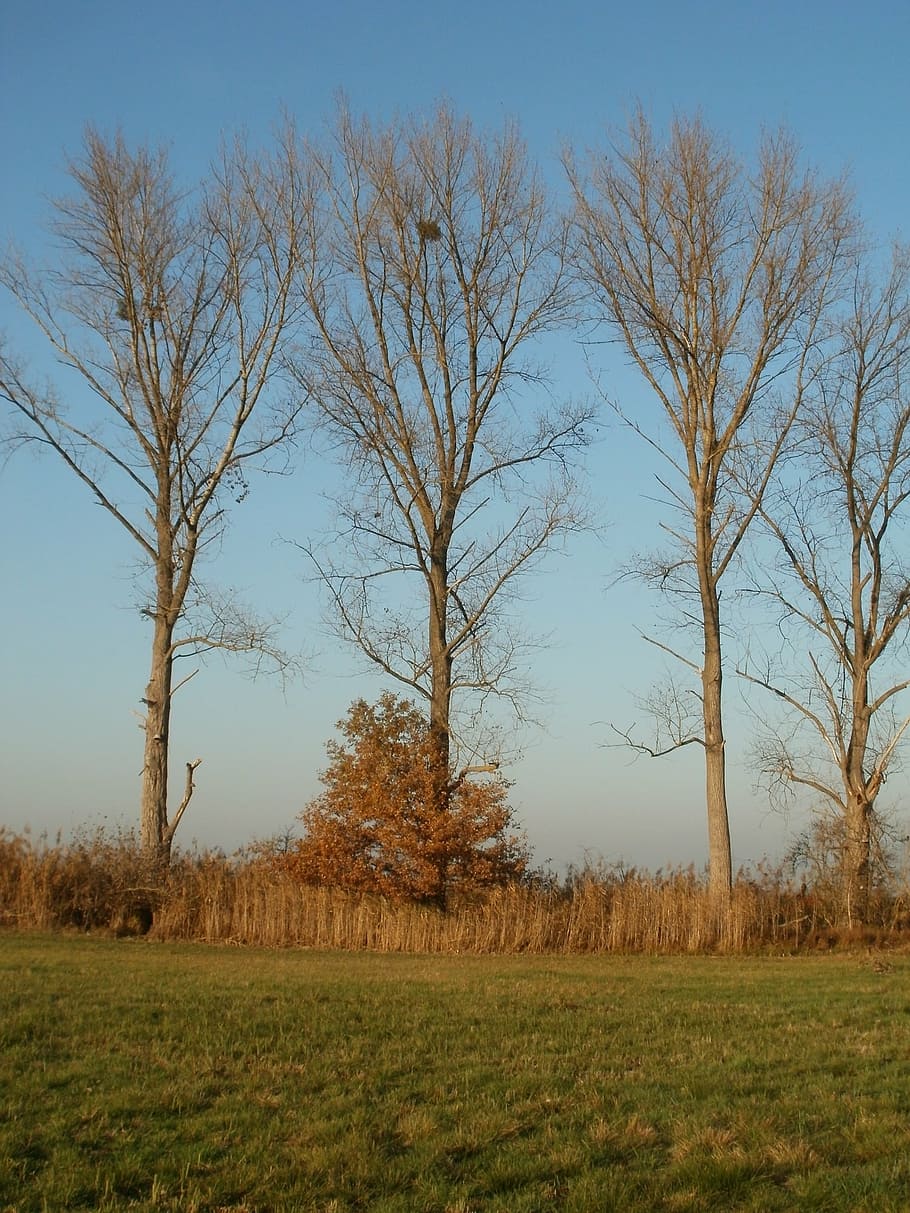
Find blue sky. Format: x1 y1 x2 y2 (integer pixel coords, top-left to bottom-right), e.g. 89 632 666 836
1 0 908 873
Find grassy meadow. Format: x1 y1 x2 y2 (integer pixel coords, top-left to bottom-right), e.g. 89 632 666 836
3 934 910 1211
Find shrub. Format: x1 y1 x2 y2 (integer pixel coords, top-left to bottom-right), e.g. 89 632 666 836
277 693 530 903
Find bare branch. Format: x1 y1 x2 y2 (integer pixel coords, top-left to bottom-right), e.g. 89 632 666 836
608 722 704 758
165 758 203 845
640 632 701 675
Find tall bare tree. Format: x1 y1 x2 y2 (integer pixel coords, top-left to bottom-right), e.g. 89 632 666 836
741 248 910 924
0 129 305 869
293 104 589 854
568 113 851 904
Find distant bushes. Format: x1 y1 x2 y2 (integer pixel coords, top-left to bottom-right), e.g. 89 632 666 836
2 827 909 953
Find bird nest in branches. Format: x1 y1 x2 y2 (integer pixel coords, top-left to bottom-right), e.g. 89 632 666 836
416 218 442 242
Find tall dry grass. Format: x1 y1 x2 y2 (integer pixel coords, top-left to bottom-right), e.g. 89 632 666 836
2 828 908 953
0 827 156 935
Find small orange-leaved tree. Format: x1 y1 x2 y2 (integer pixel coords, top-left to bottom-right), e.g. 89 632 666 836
283 693 529 904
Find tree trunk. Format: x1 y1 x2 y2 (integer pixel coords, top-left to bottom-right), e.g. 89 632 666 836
842 655 873 926
701 590 733 910
427 549 453 907
843 793 872 928
139 598 176 876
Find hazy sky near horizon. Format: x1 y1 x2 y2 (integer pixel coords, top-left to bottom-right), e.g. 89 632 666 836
1 0 908 873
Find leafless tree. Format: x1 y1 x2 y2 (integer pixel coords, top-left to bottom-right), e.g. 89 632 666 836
740 247 910 924
0 129 306 869
568 112 851 905
292 103 590 819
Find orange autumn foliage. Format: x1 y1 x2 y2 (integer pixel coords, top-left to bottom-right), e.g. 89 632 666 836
281 693 529 902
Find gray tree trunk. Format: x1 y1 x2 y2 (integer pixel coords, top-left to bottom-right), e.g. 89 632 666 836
701 587 733 907
427 548 453 906
843 670 874 926
139 607 176 875
843 793 872 927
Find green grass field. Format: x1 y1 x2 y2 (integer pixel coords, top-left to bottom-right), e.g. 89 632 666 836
2 935 910 1211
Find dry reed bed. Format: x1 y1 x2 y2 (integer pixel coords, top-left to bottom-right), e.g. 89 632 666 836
1 828 906 953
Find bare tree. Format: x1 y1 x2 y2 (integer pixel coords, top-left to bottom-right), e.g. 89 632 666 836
0 129 306 870
293 103 589 828
568 112 851 905
740 247 910 924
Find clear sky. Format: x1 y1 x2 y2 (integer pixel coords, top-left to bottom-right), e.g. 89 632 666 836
1 0 908 873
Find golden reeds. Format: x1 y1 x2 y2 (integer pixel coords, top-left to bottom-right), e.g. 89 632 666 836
2 828 906 953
